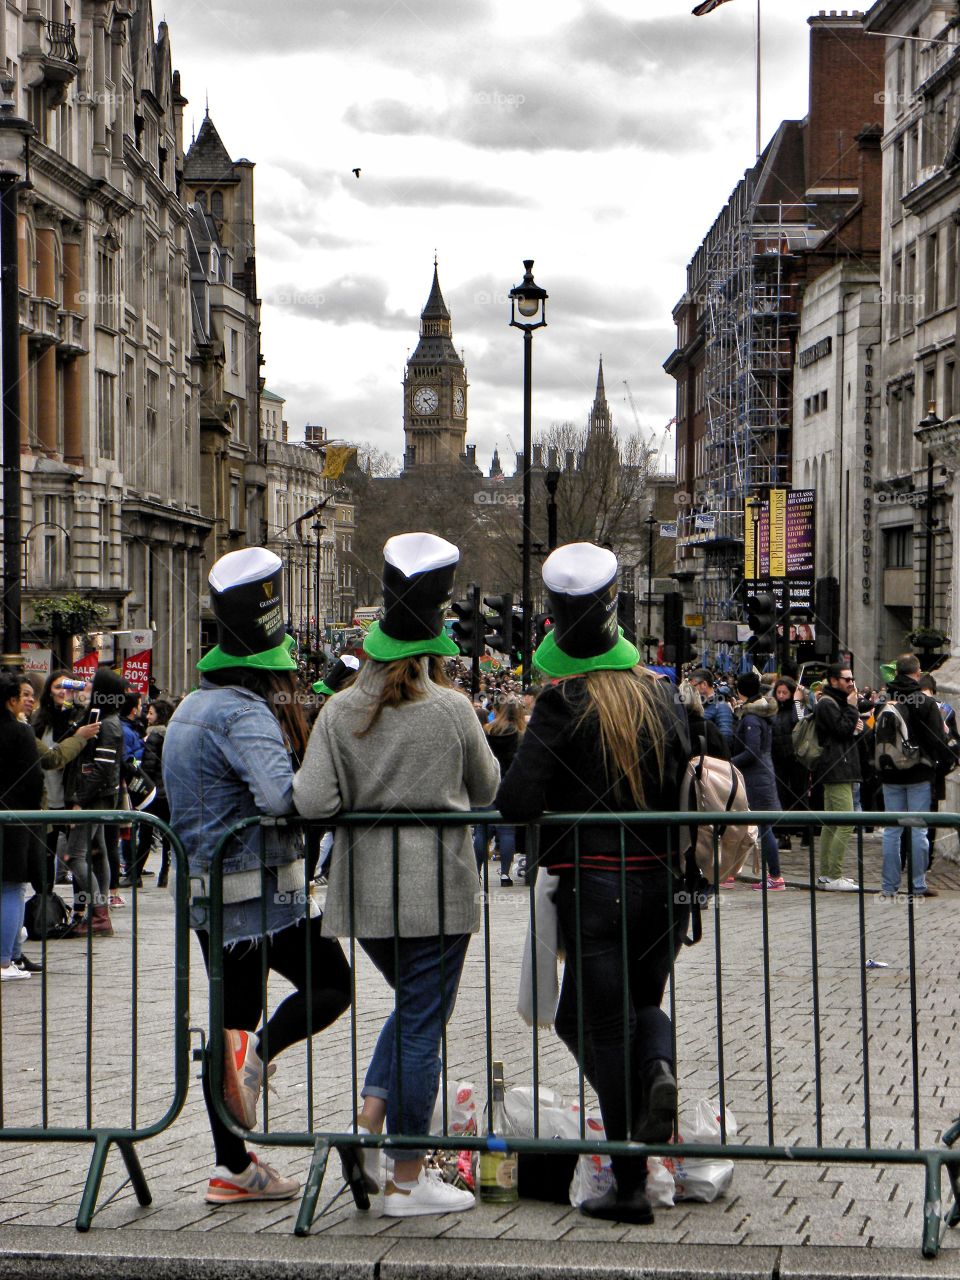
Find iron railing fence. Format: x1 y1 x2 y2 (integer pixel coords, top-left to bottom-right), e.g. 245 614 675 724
198 808 960 1253
0 809 191 1230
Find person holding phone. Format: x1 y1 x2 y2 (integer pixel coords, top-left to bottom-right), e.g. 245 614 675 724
62 667 128 935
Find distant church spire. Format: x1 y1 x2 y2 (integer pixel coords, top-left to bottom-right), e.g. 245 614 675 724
588 356 611 433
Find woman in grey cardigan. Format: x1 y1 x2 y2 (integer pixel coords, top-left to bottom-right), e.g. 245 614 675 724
295 533 500 1218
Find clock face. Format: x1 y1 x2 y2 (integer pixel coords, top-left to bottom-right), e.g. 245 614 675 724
453 387 465 417
413 387 439 415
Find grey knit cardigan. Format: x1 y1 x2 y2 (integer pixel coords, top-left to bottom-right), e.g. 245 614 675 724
293 659 500 938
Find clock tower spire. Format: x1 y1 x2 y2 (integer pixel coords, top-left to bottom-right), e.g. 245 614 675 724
403 263 470 470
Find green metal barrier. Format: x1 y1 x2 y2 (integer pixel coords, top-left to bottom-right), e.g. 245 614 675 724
0 809 191 1230
197 808 960 1254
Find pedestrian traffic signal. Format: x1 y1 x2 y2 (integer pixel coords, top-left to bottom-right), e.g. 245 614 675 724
617 590 637 645
534 613 553 647
483 593 513 654
451 588 482 658
747 591 777 649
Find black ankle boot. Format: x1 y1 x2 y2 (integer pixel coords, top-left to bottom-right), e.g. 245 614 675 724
580 1183 653 1224
633 1059 677 1143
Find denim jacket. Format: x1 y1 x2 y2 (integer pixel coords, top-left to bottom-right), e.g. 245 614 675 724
163 681 307 943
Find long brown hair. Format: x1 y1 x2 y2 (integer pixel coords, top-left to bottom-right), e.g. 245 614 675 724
486 697 525 737
204 667 309 763
355 655 450 737
577 667 666 808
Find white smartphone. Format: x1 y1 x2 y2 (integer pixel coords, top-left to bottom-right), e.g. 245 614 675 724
89 709 101 723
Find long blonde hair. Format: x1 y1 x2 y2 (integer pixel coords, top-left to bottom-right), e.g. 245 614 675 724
486 697 525 737
355 655 450 736
577 668 666 808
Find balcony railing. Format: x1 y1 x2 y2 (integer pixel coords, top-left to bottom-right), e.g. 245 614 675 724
46 20 79 65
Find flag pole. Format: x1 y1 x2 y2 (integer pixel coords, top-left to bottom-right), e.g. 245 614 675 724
755 0 761 160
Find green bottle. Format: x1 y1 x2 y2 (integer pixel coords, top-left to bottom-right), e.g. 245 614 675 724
479 1061 519 1204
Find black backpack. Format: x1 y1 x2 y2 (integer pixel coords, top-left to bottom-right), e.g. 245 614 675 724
24 891 71 940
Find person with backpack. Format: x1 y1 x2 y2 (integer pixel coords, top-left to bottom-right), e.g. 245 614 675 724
690 669 734 743
812 662 862 892
877 654 952 899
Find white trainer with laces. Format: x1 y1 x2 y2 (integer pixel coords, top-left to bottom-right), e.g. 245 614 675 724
824 877 859 892
383 1167 476 1217
1 965 31 981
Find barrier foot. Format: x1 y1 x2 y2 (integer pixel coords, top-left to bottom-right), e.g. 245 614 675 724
294 1138 330 1237
76 1135 112 1232
117 1138 152 1207
921 1160 942 1258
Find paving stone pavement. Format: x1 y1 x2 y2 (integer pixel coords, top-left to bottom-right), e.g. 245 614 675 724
1 836 960 1270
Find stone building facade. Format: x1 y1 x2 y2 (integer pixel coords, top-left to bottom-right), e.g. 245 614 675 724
6 0 211 694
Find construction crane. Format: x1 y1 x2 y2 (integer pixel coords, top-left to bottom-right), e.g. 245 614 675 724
622 380 668 474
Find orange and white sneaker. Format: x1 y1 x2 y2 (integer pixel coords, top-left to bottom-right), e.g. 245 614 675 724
222 1029 275 1129
205 1152 299 1204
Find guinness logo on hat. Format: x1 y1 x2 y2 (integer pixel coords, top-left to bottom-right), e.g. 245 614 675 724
208 547 286 658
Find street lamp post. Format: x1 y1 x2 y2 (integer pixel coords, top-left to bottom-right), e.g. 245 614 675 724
509 260 548 686
917 403 942 631
644 512 657 662
313 519 325 670
0 92 34 668
545 468 560 551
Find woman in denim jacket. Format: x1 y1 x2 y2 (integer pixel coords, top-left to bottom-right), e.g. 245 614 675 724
164 547 350 1207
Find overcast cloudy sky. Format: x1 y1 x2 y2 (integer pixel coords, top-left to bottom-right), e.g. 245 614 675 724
162 0 859 470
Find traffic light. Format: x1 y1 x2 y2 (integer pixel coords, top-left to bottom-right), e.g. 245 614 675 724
483 593 513 654
662 591 683 664
747 591 776 650
534 613 554 647
617 590 637 645
451 587 482 658
813 576 840 658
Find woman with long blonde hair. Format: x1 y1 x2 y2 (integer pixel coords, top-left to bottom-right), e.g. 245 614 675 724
497 543 691 1226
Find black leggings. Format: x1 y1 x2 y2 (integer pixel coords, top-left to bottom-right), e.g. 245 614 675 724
197 917 351 1172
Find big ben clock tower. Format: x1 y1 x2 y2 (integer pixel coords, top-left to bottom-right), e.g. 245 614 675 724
403 263 469 469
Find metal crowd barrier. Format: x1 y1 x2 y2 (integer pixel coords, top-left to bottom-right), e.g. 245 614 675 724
199 808 960 1255
0 809 191 1230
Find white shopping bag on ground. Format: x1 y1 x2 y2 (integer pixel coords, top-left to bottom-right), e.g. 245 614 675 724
661 1099 737 1203
430 1080 479 1136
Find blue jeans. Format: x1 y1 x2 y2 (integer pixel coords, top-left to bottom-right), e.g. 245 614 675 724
881 780 931 894
360 933 470 1161
1 882 26 966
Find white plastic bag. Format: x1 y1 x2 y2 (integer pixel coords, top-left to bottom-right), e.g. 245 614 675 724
570 1151 614 1206
646 1157 677 1208
430 1080 479 1137
502 1085 568 1137
662 1099 737 1203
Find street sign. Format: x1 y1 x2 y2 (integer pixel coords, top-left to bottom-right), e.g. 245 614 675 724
684 613 704 627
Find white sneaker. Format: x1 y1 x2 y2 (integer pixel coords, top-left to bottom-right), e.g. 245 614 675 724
823 877 859 892
1 965 31 981
383 1167 476 1217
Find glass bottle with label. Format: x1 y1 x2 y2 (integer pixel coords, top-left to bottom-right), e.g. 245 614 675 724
478 1061 519 1204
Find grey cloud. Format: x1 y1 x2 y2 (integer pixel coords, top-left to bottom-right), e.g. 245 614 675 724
265 275 415 329
562 7 760 74
261 161 521 212
167 0 491 57
344 71 706 153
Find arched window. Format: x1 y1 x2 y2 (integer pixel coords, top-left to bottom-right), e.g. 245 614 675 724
196 190 207 211
211 190 223 219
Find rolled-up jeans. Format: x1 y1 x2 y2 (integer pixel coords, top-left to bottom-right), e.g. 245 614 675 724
360 932 470 1162
819 783 855 880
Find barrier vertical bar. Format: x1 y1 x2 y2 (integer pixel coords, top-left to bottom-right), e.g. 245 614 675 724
84 822 94 1132
807 830 823 1147
619 820 631 1140
304 840 314 1133
437 824 448 1137
130 824 139 1131
906 832 921 1150
856 823 871 1147
528 820 540 1138
348 824 359 1144
574 824 585 1134
392 824 403 1133
482 820 494 1135
713 824 727 1144
259 826 270 1132
759 823 774 1146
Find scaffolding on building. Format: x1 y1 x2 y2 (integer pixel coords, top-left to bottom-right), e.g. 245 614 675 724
692 184 821 621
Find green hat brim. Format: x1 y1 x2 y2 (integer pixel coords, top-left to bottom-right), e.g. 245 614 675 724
312 680 334 696
362 621 459 662
197 632 298 673
533 626 640 678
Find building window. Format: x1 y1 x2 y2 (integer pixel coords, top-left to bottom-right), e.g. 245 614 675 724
884 526 912 570
924 233 938 315
944 360 956 421
99 504 111 583
196 190 206 211
211 190 223 219
903 245 916 330
891 138 904 213
97 371 115 459
229 329 240 376
145 371 160 492
230 478 241 531
145 236 161 327
944 222 958 309
96 249 116 328
889 254 902 337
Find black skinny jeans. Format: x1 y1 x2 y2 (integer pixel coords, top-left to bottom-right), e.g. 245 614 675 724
554 867 689 1193
197 916 351 1172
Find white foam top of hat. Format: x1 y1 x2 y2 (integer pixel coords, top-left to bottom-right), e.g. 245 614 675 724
542 543 618 596
383 532 459 576
209 546 283 592
341 654 361 671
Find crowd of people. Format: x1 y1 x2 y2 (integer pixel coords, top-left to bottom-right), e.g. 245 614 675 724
2 528 956 1230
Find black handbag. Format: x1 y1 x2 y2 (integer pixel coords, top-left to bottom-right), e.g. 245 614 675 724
122 756 157 810
24 891 71 940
